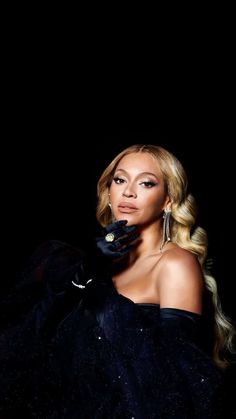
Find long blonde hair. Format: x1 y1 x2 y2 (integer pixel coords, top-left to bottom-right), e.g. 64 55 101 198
96 144 235 369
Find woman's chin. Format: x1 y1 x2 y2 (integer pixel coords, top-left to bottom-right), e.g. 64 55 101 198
115 214 137 226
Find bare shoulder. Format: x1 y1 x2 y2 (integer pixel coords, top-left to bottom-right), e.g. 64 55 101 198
160 247 203 278
157 247 204 313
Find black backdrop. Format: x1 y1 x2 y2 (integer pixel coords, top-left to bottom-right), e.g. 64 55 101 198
4 130 235 323
2 16 235 416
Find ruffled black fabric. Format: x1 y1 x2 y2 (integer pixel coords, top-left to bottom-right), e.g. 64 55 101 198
0 241 225 418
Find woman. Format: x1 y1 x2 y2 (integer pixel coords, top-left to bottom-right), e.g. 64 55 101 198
0 144 235 418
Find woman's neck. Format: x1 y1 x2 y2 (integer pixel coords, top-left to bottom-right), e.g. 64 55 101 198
127 223 163 264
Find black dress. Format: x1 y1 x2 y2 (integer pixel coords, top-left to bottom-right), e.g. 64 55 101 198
0 241 224 418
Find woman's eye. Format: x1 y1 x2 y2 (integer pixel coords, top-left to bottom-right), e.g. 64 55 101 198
140 181 156 188
113 177 125 184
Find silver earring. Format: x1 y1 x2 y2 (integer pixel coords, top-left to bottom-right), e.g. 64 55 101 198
108 202 115 222
108 192 111 208
160 209 171 251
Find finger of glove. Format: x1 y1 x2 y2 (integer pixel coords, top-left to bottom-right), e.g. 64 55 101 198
106 224 138 240
114 232 139 248
97 243 134 259
105 220 128 233
95 237 106 244
118 225 138 235
98 245 121 258
96 241 120 256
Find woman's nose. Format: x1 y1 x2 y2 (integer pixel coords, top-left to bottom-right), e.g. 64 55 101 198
122 185 137 198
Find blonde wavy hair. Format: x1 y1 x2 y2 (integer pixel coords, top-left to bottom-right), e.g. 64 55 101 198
96 144 235 369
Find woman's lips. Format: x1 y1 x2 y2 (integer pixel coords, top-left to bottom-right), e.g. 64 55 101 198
118 203 138 213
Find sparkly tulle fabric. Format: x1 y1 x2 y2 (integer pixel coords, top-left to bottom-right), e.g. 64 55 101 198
0 241 224 418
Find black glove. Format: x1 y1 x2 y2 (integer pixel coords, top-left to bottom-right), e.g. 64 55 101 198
96 220 139 259
81 220 139 283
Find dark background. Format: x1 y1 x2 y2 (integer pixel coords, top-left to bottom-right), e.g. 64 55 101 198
0 11 234 417
3 16 234 325
4 129 235 323
1 13 234 416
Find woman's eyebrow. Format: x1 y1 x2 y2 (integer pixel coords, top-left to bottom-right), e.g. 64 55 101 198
115 168 159 180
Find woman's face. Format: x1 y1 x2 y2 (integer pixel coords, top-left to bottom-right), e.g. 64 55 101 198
109 152 170 226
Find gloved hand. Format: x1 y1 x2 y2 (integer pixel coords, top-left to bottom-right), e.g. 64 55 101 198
76 220 139 289
96 220 139 259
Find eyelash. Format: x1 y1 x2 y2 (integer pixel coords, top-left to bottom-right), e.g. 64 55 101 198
141 181 156 188
113 177 156 188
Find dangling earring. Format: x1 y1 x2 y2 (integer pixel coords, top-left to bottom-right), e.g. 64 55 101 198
108 192 115 220
108 201 115 222
160 209 171 252
108 192 111 208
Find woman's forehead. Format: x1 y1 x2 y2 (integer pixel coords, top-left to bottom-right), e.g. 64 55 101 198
116 152 163 175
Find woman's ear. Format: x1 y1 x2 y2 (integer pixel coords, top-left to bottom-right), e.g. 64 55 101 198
164 195 172 212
